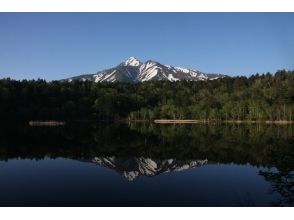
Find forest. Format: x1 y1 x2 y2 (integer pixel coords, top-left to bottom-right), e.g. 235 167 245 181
0 69 293 122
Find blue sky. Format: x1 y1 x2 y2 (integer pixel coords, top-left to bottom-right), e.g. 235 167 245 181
0 13 293 80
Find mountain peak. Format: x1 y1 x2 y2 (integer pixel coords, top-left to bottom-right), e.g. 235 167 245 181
123 57 141 67
66 57 226 83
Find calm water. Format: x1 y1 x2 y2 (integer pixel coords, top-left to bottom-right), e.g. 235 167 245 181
0 122 293 206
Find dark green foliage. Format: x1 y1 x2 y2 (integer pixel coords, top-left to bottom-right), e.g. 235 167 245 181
0 70 293 121
0 122 293 170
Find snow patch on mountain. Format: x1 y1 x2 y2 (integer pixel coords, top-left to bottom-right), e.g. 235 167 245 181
175 67 190 74
138 66 159 82
93 72 105 82
124 57 141 67
168 74 179 81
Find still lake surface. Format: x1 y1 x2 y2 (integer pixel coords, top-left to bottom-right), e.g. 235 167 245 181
0 122 293 206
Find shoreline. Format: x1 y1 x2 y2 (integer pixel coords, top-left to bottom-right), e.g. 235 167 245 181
153 119 294 124
26 119 294 125
28 120 66 126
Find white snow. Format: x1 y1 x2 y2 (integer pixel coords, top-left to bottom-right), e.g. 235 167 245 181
209 77 219 80
124 57 141 67
139 67 159 81
140 61 155 71
100 70 117 82
123 171 140 181
94 72 105 82
167 74 179 81
198 73 208 80
175 67 190 74
174 165 190 171
190 71 198 77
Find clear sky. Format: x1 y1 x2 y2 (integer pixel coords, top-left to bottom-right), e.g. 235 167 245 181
0 13 293 80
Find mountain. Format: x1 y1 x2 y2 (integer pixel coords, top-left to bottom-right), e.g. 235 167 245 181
92 156 208 181
66 57 226 83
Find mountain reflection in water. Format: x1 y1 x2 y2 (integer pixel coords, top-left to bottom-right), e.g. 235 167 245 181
0 122 293 206
92 157 208 181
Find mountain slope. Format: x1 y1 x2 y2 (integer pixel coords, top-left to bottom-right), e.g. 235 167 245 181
66 57 226 83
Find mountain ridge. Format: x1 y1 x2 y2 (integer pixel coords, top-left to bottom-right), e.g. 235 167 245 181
66 57 226 83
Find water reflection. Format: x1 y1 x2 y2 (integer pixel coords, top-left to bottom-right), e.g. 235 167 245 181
0 122 293 206
92 157 208 181
259 170 294 206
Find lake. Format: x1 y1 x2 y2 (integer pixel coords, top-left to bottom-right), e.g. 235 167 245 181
0 122 293 206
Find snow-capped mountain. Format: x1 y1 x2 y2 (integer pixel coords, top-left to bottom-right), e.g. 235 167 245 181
66 57 226 83
92 156 208 181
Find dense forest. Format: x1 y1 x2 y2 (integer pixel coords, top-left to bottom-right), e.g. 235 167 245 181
0 69 293 122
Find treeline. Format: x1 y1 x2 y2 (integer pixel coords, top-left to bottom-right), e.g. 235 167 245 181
0 69 293 122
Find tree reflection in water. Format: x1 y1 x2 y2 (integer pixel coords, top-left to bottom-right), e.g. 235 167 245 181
259 170 294 206
0 122 293 206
